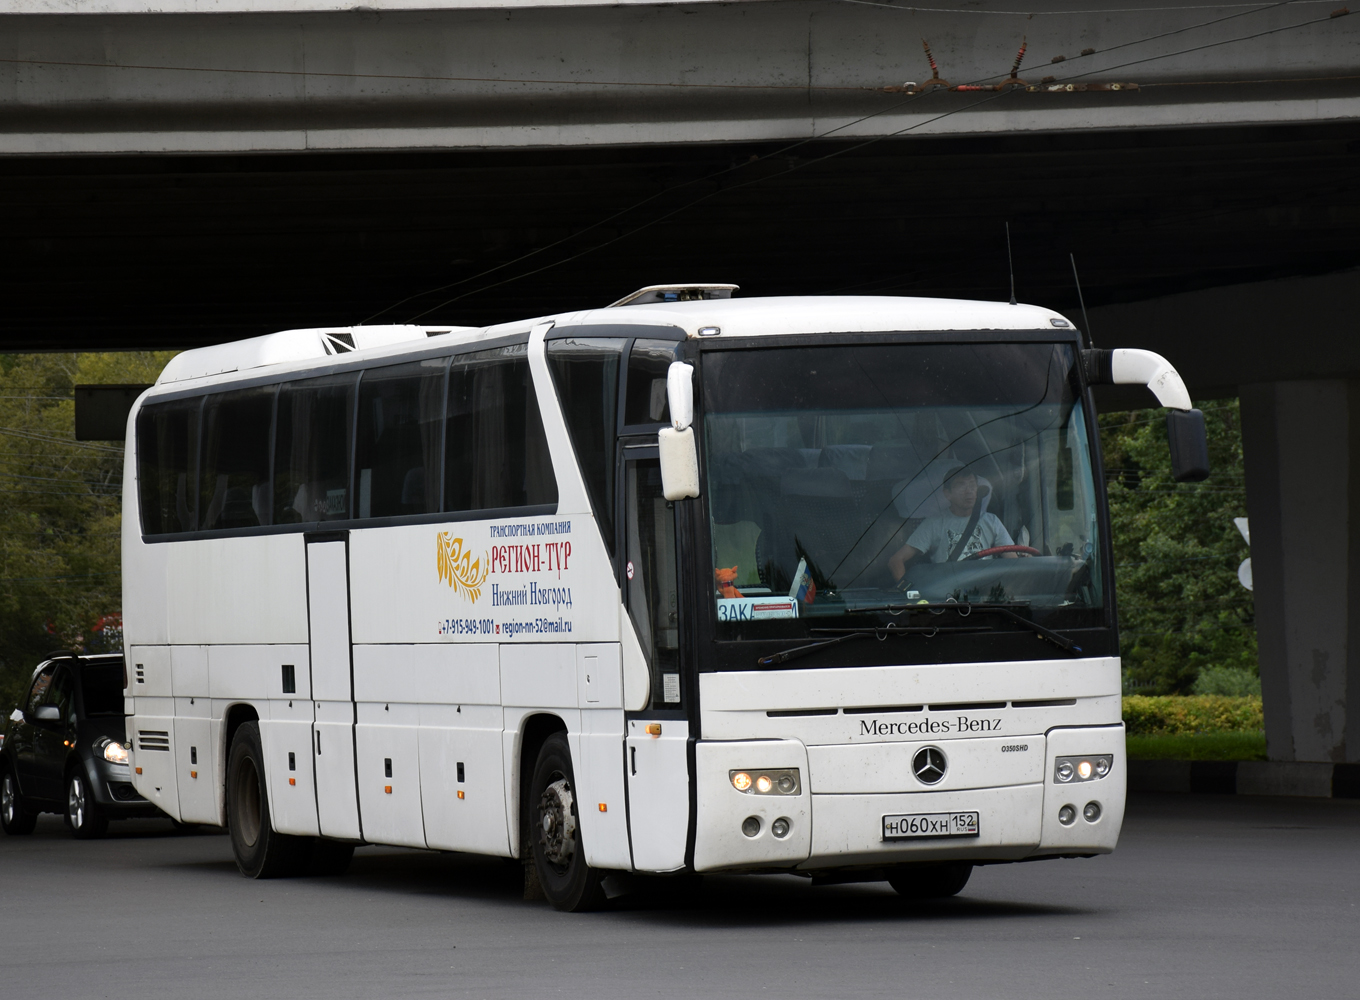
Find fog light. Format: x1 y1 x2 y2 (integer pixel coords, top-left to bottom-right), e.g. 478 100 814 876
771 817 791 839
755 775 773 794
1056 760 1074 783
742 816 761 838
1095 757 1111 778
1077 760 1093 780
1058 804 1076 826
732 771 752 792
1083 801 1102 823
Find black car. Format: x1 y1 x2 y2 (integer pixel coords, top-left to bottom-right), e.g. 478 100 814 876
1 652 159 837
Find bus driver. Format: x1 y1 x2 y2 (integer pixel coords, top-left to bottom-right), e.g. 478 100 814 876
888 465 1019 582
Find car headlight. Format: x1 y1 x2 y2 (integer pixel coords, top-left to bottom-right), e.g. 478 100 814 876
729 768 800 795
1053 754 1113 783
97 738 130 765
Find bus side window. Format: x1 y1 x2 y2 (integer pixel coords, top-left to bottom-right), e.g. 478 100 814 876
623 340 679 427
445 348 558 513
355 359 447 519
546 338 624 555
274 373 357 524
624 457 681 706
136 397 201 535
199 386 276 530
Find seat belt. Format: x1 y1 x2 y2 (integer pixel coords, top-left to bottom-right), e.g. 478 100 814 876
946 497 986 562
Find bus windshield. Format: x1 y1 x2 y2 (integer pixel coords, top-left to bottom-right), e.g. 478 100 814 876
702 340 1103 632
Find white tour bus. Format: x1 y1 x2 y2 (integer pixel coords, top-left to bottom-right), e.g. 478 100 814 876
122 286 1207 910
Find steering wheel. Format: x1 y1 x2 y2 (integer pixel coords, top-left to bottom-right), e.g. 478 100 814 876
964 545 1042 560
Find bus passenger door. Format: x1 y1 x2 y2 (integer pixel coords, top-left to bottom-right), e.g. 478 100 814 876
306 535 362 840
620 452 691 871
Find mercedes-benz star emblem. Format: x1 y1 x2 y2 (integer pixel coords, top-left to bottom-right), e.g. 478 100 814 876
912 746 947 785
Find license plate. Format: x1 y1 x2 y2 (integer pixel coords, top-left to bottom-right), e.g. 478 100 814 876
882 811 980 840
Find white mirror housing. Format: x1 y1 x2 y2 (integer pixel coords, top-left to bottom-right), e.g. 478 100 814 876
658 426 700 500
667 362 694 430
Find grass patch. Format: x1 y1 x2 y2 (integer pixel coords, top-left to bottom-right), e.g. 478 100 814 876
1126 730 1267 761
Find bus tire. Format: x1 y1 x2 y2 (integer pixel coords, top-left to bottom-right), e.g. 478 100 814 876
66 768 109 839
1 766 38 835
528 732 607 912
888 862 973 899
226 722 311 878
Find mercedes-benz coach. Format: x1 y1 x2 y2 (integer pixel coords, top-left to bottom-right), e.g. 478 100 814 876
121 287 1207 910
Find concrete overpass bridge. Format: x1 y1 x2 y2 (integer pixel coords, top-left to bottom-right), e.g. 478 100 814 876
1 0 1358 767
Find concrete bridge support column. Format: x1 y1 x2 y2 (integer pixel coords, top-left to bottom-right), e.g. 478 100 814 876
1240 380 1360 763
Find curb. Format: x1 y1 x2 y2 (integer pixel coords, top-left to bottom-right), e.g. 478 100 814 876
1129 759 1360 798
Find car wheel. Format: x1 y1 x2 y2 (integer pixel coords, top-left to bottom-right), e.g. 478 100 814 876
887 862 973 899
529 732 607 912
1 766 37 835
67 769 109 839
226 721 312 878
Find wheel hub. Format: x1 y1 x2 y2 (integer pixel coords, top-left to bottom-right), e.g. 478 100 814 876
537 778 577 866
68 776 85 828
2 775 14 823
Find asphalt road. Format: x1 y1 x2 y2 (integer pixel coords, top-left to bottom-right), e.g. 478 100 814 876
2 793 1356 1000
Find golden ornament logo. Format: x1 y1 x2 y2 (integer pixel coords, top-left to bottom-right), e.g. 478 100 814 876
436 532 490 602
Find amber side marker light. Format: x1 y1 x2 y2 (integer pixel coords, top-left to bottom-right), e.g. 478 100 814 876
190 770 198 779
457 790 465 799
288 777 295 785
598 803 607 812
645 723 662 737
135 767 142 775
384 785 392 794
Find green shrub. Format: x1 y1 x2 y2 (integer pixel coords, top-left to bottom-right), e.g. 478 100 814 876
1192 666 1261 697
1122 695 1263 735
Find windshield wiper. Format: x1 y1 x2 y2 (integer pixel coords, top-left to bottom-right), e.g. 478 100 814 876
839 601 1084 656
756 622 988 667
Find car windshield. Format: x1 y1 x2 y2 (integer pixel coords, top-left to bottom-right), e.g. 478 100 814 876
702 341 1103 632
81 664 126 716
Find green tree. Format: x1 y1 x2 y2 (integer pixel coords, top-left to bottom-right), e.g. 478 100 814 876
0 352 175 710
1099 400 1256 694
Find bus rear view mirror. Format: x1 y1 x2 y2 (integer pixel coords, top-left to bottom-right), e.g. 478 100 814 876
659 426 700 500
667 362 695 431
1167 408 1210 482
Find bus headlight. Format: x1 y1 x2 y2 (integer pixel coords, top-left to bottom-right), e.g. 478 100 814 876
1054 755 1112 783
730 768 800 795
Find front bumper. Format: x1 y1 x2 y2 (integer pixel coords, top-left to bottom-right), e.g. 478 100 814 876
691 725 1125 873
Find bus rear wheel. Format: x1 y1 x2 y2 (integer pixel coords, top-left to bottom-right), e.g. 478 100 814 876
227 721 311 878
887 862 973 899
529 732 607 912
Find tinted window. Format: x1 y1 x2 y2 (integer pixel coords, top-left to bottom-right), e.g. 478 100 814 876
25 667 54 714
274 374 356 523
200 386 275 530
445 347 557 513
547 338 623 553
356 360 446 518
45 668 75 724
80 664 125 717
624 340 679 426
136 398 200 534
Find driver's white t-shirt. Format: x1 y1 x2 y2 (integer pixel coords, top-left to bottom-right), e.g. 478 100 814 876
907 511 1014 563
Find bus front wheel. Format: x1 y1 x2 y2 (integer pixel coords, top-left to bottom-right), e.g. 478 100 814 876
227 722 311 878
528 732 607 912
888 862 973 899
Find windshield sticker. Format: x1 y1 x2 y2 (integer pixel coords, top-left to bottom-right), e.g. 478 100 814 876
717 597 798 621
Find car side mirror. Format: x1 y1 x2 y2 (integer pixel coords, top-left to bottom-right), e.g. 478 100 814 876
1167 409 1210 483
659 362 700 501
31 705 61 725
